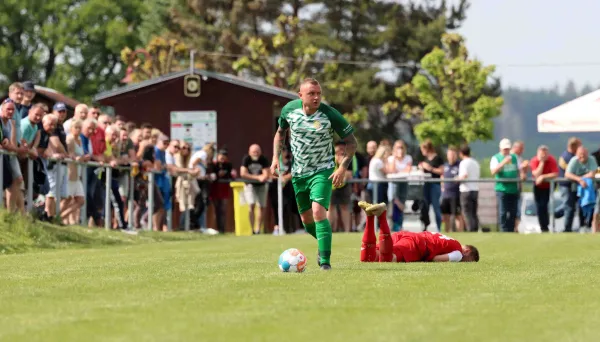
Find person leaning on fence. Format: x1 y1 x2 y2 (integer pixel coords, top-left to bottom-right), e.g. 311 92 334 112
490 138 520 232
0 98 27 214
47 103 70 222
387 139 412 231
565 146 598 230
529 145 559 233
63 119 89 225
175 140 201 230
241 144 270 234
80 118 104 227
19 103 43 197
368 145 392 206
104 124 128 229
35 114 60 222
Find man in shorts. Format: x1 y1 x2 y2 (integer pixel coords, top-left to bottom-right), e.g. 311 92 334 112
358 201 479 263
241 144 270 234
270 78 358 271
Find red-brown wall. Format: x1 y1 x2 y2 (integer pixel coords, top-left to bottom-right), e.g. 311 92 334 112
98 76 293 233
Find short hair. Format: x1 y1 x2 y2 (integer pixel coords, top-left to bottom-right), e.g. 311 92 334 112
568 137 581 150
43 114 58 124
447 146 458 153
9 82 24 93
125 121 136 132
115 115 126 122
460 144 471 157
299 78 320 90
420 139 434 153
120 126 128 132
334 141 347 147
83 118 97 127
31 102 48 113
98 114 111 122
466 245 479 262
538 144 549 151
140 122 152 130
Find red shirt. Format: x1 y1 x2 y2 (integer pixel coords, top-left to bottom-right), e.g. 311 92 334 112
91 127 106 156
390 231 461 261
530 155 559 189
421 232 462 261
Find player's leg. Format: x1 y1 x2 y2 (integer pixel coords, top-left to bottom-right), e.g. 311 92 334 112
292 176 317 239
366 203 393 262
308 170 334 269
358 201 377 262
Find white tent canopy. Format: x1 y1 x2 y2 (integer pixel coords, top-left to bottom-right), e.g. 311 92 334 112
537 89 600 132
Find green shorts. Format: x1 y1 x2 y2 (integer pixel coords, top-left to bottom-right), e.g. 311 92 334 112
292 169 333 214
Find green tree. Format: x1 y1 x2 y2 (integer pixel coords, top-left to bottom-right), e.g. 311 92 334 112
121 35 189 83
395 33 503 147
0 0 145 102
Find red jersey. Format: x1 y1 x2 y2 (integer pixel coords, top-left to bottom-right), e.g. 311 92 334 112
420 231 462 261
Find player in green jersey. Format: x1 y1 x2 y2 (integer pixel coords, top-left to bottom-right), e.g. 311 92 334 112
270 78 358 271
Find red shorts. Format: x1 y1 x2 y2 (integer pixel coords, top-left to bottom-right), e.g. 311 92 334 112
376 232 427 262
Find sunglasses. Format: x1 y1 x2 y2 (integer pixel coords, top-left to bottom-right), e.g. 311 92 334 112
173 145 181 149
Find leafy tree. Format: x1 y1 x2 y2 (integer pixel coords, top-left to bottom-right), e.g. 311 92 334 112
121 36 189 83
395 33 503 147
0 0 145 102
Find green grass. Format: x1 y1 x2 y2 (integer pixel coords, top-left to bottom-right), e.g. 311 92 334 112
0 211 207 254
1 231 599 341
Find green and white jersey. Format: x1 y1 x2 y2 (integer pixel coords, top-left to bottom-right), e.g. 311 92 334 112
279 99 354 178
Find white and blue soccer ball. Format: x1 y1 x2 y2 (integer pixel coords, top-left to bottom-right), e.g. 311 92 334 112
278 248 307 273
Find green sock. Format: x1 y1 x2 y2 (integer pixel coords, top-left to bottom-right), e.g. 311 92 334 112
315 219 332 265
303 221 317 239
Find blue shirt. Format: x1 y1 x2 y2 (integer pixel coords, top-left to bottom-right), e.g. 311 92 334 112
20 117 38 145
154 146 169 187
443 162 460 198
558 151 575 187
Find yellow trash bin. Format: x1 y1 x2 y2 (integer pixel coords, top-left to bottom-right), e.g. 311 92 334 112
230 182 253 236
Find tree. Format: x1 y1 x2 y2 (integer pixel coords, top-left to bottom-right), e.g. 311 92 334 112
0 0 146 102
120 36 189 84
395 33 503 147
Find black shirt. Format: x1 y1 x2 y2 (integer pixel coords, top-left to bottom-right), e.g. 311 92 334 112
241 154 269 186
38 129 52 149
213 161 233 180
423 155 444 179
52 124 68 151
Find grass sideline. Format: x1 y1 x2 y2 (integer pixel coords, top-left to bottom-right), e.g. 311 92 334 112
0 211 207 254
1 232 600 341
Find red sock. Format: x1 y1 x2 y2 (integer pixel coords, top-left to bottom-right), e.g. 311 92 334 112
360 216 377 262
378 211 393 262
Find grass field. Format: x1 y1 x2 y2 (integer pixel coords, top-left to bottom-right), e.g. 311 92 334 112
1 227 600 341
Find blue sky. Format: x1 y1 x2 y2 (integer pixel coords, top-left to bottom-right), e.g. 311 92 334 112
457 0 600 90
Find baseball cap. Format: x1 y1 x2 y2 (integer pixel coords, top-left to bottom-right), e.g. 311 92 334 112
53 102 66 112
23 81 35 91
499 138 511 150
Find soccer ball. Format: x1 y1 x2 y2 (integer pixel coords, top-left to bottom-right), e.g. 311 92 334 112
278 248 307 273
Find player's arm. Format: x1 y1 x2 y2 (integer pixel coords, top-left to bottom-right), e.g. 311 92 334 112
339 134 357 170
432 250 463 262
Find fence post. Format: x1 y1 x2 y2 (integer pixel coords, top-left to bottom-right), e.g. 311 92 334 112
0 155 3 209
128 171 134 229
26 158 33 212
549 179 555 233
104 167 112 230
277 176 284 234
373 180 379 204
148 172 154 231
55 162 62 217
81 164 87 225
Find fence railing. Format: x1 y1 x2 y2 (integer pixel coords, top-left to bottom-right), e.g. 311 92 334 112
0 148 596 234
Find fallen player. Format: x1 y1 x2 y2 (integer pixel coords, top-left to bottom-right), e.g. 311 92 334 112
358 202 479 263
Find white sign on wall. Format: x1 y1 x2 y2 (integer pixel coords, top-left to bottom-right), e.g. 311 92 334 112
170 111 217 151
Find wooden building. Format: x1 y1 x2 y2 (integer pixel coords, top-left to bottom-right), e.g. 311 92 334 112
94 69 298 233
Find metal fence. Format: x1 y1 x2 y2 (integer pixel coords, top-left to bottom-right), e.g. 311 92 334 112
344 176 599 232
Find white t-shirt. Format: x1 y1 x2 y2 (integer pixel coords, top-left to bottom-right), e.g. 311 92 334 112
459 157 480 192
369 158 386 181
189 150 207 168
166 151 176 165
63 118 73 133
387 155 412 173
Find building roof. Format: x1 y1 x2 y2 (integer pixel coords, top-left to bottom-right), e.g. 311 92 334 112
93 69 298 102
34 86 80 108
